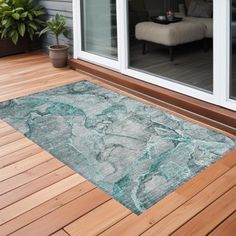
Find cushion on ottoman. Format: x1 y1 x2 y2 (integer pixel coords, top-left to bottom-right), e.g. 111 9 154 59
135 21 205 46
188 0 212 18
185 0 192 10
184 16 213 38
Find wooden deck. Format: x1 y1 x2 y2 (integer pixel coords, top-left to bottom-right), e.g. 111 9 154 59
0 52 235 236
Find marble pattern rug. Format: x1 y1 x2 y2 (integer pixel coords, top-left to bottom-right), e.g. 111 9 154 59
0 80 235 214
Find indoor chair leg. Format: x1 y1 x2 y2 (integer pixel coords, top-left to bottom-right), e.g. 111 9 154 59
203 38 209 52
142 41 147 54
169 46 174 61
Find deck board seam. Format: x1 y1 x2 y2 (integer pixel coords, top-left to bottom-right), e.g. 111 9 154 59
5 185 97 235
139 175 236 235
169 184 236 236
0 161 65 196
0 152 53 183
11 188 111 236
94 212 134 236
0 142 34 159
0 130 22 143
0 144 43 169
206 209 236 236
54 197 114 232
0 173 85 226
0 168 75 210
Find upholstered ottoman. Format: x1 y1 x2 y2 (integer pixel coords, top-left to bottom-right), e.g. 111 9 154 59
135 21 206 61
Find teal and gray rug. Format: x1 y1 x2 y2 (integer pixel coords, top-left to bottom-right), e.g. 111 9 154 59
0 80 235 214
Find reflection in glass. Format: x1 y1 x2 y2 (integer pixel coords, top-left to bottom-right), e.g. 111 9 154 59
128 0 213 92
81 0 117 60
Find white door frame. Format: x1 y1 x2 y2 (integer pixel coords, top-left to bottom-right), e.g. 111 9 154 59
214 0 236 110
73 0 236 111
72 0 120 71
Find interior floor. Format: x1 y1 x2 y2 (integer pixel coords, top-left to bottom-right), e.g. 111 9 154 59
129 40 214 92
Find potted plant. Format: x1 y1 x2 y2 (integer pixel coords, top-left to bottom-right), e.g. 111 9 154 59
0 0 45 57
40 14 69 68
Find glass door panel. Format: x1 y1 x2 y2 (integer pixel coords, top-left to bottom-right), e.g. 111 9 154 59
81 0 117 60
128 0 214 93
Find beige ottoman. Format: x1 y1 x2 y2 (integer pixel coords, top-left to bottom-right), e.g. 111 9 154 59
184 17 213 38
135 21 206 61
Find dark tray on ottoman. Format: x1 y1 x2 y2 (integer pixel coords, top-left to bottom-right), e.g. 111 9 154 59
151 16 183 25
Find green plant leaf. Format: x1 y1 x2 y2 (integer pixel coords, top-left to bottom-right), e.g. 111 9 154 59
18 23 25 37
15 7 24 11
0 3 9 8
2 19 8 25
5 18 12 28
34 10 45 17
41 14 68 45
27 27 33 40
0 0 46 42
21 11 28 17
63 29 69 38
3 10 12 16
34 18 45 25
28 12 32 20
39 26 50 37
12 12 20 20
1 27 7 39
29 22 37 30
11 30 19 44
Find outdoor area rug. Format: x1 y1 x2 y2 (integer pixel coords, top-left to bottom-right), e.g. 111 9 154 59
0 80 235 214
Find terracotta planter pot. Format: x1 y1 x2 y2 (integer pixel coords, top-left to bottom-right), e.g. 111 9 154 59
0 37 29 57
48 45 69 68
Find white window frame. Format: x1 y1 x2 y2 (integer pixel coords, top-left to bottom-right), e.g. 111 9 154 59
73 0 236 111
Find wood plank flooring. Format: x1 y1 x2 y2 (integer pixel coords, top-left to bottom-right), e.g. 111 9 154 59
0 52 235 236
130 41 214 92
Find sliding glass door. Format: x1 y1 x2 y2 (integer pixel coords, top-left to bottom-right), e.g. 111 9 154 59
128 0 213 93
73 0 236 111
